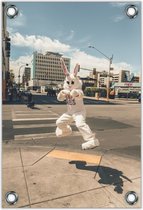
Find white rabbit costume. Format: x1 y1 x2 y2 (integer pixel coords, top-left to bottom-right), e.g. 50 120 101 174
55 58 100 150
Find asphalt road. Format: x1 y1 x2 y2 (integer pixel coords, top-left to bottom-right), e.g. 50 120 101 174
2 96 141 161
32 94 111 105
6 94 113 105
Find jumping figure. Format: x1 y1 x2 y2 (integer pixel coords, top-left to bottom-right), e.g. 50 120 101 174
55 58 100 150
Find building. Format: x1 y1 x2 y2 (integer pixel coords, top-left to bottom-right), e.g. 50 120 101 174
110 70 141 98
119 70 131 82
112 73 119 83
24 67 31 81
132 76 140 83
112 82 141 98
119 70 141 83
89 70 114 87
22 67 31 86
2 3 11 101
88 67 141 98
99 76 107 87
80 77 96 90
31 51 70 88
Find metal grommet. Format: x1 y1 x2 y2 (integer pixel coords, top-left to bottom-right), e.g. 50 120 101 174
125 5 138 19
6 5 19 19
5 191 18 205
125 191 138 205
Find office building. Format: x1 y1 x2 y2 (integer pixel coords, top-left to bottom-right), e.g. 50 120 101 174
132 76 140 83
112 73 119 83
32 51 70 85
119 70 130 82
22 67 31 86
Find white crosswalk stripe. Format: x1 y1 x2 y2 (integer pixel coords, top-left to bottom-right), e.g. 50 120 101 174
13 122 75 129
13 123 56 129
14 113 58 116
13 117 58 121
14 131 81 141
12 108 80 141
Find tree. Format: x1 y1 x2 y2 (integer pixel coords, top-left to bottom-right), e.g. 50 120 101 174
10 70 15 82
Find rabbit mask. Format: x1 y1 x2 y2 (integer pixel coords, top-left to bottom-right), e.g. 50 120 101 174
60 58 82 91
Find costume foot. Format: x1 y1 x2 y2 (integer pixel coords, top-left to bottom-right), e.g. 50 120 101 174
82 139 100 150
55 127 62 137
56 126 72 137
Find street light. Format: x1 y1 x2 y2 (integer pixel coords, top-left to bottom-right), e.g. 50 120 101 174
88 45 113 102
18 64 28 89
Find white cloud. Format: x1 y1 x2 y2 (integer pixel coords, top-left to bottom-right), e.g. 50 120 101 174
11 33 71 53
110 2 127 7
8 11 26 28
113 62 133 72
70 50 132 77
114 15 125 22
66 30 75 41
10 33 134 79
71 50 107 69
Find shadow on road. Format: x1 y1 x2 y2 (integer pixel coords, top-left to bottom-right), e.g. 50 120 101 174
27 106 41 110
69 161 132 194
86 117 134 130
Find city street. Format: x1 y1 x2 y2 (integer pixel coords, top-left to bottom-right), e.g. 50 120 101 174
2 98 141 208
2 1 142 208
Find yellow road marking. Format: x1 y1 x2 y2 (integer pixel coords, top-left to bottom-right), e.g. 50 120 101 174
47 150 101 165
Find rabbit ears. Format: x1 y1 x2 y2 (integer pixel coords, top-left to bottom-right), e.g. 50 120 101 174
60 58 80 76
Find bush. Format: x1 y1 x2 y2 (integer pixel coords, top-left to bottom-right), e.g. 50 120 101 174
100 88 107 97
84 87 114 98
84 87 100 96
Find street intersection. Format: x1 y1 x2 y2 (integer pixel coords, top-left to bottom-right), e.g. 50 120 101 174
2 98 141 208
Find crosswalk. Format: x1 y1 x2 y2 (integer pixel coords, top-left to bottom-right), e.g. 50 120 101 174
12 106 80 142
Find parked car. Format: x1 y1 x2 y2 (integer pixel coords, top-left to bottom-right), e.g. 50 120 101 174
36 89 41 93
47 88 56 96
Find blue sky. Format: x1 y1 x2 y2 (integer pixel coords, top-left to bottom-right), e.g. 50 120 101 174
7 1 141 77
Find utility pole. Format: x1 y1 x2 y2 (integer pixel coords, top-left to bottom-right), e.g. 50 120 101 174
89 45 113 102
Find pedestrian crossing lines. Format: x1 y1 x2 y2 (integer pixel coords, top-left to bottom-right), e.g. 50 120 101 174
12 107 80 141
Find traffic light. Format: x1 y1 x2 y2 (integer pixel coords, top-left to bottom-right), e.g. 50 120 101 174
5 37 11 57
93 68 96 75
5 71 10 81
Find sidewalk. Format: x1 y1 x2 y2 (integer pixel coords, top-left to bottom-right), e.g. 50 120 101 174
84 96 139 104
2 144 141 208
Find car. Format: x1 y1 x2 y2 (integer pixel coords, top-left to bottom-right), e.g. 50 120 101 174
47 88 56 96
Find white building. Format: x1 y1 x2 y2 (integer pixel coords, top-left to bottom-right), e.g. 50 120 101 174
112 73 119 83
30 51 70 88
99 76 107 87
112 82 141 97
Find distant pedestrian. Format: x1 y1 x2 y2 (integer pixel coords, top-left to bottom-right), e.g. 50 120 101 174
8 88 13 102
27 92 35 108
17 91 22 102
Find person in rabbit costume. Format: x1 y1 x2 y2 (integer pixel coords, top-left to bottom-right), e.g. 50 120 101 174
56 58 100 150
